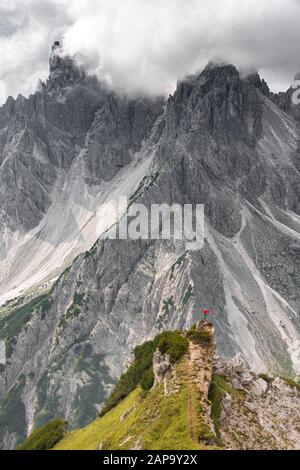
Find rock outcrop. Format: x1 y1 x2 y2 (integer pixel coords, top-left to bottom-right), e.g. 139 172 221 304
153 350 171 385
214 353 300 450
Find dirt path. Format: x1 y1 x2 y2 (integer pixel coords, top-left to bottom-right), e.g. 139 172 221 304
187 357 196 442
186 329 216 443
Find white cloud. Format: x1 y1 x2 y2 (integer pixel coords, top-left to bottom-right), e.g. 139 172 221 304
1 0 300 104
0 0 71 103
0 81 6 105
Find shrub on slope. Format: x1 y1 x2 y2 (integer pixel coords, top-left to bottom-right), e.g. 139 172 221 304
17 418 67 450
101 331 188 415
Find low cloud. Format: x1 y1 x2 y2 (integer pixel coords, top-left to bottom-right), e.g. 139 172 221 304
1 0 300 104
0 0 71 103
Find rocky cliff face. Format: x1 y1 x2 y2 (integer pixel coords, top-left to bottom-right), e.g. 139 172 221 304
0 42 164 303
1 52 300 448
214 353 300 449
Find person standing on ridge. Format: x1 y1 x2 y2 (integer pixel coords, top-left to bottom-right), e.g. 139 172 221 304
203 309 209 320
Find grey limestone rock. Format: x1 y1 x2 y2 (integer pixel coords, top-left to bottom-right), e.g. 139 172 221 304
153 349 171 385
1 56 300 448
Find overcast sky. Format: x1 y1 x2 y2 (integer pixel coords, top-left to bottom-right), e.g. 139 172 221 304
0 0 300 104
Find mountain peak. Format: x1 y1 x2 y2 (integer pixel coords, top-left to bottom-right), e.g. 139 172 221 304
49 40 63 70
52 40 61 49
165 60 263 143
244 71 270 96
203 61 239 77
48 40 85 91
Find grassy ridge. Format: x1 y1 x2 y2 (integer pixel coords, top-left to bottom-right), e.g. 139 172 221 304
54 359 209 451
18 328 223 450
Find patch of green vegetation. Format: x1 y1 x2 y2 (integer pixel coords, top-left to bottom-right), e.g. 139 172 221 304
0 295 25 318
156 296 174 330
280 376 300 391
0 292 52 340
169 253 187 280
208 374 231 446
157 331 188 363
101 331 188 416
258 373 274 384
208 373 245 446
162 296 174 313
49 352 68 374
58 291 86 330
49 339 89 376
71 353 112 429
190 383 215 443
272 356 294 380
17 419 67 450
140 367 154 391
100 339 156 416
5 336 17 359
74 343 93 373
187 325 213 344
74 292 85 305
0 375 26 449
52 265 72 290
129 171 159 204
182 284 194 306
34 372 62 429
84 241 98 259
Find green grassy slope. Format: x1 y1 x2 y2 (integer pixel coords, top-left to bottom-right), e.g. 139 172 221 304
54 358 214 451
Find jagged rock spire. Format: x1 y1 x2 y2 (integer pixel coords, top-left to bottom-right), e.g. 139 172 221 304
47 40 86 93
49 40 63 70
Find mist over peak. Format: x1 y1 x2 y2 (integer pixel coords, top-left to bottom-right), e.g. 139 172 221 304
1 0 300 104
